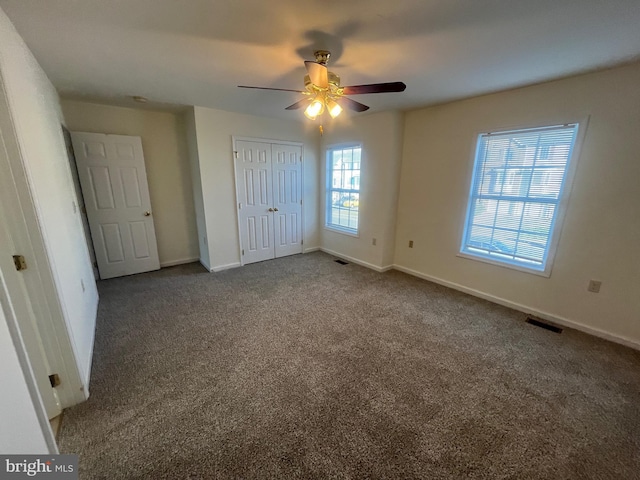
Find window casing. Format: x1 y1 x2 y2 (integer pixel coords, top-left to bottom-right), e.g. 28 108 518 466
326 145 361 235
460 123 580 275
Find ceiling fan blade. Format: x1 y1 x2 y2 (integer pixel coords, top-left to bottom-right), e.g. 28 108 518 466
342 82 406 95
305 61 328 89
337 97 370 112
284 98 309 110
238 85 304 93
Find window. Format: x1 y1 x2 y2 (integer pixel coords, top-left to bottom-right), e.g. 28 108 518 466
326 145 361 234
460 123 580 275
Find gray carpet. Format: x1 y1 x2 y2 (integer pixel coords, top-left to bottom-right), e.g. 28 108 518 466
58 252 640 479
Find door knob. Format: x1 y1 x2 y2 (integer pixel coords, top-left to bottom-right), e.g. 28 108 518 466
144 211 151 216
268 208 274 212
273 207 279 212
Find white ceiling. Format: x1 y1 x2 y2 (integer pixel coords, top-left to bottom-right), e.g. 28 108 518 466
2 0 640 119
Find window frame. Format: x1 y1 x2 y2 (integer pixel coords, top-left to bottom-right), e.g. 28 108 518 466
325 143 362 237
458 119 588 277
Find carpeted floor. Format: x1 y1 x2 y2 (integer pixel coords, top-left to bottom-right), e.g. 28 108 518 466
58 252 640 479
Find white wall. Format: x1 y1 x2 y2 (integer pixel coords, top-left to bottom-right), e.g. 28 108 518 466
184 108 210 269
321 112 404 270
191 107 320 271
395 62 640 347
0 7 96 395
61 100 200 267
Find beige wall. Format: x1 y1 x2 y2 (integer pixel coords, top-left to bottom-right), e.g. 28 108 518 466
395 62 640 346
61 100 199 267
191 106 320 271
321 112 404 270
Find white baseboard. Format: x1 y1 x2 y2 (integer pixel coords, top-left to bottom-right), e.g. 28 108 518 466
320 248 394 273
212 262 241 273
160 257 199 268
393 264 640 351
303 246 321 253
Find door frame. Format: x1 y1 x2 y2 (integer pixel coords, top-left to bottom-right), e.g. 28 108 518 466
232 136 304 267
0 70 86 411
0 268 58 453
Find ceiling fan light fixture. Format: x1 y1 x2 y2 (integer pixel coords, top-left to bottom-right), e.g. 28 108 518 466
326 98 343 118
238 50 405 121
304 98 324 120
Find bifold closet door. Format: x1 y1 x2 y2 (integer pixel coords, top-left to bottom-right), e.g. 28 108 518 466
235 140 275 264
272 143 303 258
235 140 303 265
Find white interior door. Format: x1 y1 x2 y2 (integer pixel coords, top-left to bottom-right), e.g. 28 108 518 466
235 140 274 264
234 140 303 265
71 132 160 279
63 127 98 279
272 144 303 258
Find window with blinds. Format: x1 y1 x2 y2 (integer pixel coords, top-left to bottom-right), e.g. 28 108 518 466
326 145 361 235
460 124 580 274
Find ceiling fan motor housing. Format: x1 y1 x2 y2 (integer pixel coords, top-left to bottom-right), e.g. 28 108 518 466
304 72 342 93
314 50 331 65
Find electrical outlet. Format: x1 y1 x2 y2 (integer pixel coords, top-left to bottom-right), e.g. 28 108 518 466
587 280 601 293
372 238 377 246
409 240 414 248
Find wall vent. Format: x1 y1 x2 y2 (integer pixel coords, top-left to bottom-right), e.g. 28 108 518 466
335 259 349 265
526 316 563 334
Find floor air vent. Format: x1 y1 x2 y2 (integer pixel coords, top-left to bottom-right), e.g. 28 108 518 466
335 259 349 265
526 316 563 334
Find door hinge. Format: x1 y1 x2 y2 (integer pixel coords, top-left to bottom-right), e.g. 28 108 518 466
238 202 242 210
300 199 303 205
242 249 244 256
234 151 238 159
12 255 27 271
301 239 303 245
48 373 61 388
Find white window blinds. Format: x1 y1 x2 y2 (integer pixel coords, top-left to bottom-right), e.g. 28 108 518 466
327 146 361 234
461 124 579 273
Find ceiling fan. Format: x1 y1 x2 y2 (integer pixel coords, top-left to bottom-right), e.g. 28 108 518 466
238 50 406 120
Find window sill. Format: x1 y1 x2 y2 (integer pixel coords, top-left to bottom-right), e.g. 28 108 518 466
456 252 551 278
324 225 359 238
